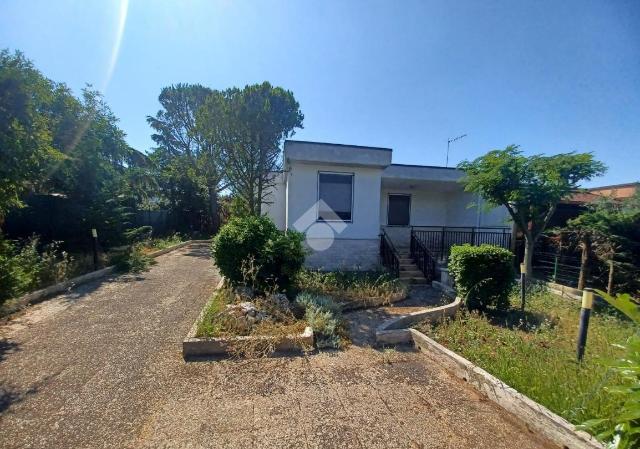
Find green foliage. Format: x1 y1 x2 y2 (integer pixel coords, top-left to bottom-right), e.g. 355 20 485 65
417 289 635 429
0 235 72 303
295 292 347 349
124 226 153 244
1 49 150 247
197 82 304 215
579 290 640 448
448 244 515 310
0 50 63 221
195 288 234 338
295 269 407 307
211 215 305 292
458 145 606 274
110 245 152 273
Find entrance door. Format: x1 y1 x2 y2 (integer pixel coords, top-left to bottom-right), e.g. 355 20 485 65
387 194 411 226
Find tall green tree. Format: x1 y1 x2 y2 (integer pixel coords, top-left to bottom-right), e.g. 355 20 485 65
0 49 62 226
198 82 303 215
458 145 606 276
147 84 226 232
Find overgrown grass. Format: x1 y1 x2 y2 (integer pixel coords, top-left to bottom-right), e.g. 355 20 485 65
195 288 306 339
415 286 636 427
139 233 185 253
295 269 407 309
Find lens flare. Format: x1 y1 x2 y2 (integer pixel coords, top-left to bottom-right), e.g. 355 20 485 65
102 0 129 93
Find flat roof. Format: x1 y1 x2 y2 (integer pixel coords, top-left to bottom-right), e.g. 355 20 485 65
285 139 392 152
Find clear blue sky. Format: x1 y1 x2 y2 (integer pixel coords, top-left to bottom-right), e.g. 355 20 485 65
1 0 638 187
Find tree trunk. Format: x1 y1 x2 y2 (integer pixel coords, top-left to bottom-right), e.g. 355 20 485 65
607 258 615 295
523 237 535 277
577 240 591 291
256 178 263 216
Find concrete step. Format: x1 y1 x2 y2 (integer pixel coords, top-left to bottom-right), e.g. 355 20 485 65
399 264 418 271
399 277 430 285
399 270 425 278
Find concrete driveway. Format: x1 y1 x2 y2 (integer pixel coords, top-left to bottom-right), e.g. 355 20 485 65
0 243 555 448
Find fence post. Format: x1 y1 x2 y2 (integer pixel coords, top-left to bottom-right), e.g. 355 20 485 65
520 263 526 311
91 228 99 271
553 255 559 283
577 289 594 361
440 226 446 260
471 227 476 246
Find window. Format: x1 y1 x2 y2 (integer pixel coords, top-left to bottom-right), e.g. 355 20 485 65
318 172 353 221
387 194 411 226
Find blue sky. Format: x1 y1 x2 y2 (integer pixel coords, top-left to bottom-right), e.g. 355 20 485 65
1 0 638 187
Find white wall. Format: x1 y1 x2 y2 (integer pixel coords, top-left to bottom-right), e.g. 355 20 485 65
379 187 448 226
261 172 286 230
445 191 510 227
286 162 383 239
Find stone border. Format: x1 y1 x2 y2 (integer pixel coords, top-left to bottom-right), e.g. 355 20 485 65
410 329 603 449
182 278 314 359
375 297 462 345
7 239 210 314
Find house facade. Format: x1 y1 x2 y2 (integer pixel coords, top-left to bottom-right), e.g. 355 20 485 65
263 140 511 270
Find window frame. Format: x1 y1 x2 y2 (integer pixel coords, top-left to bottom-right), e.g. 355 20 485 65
316 171 355 223
386 193 412 226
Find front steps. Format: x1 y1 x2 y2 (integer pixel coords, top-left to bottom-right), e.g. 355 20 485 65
396 249 429 285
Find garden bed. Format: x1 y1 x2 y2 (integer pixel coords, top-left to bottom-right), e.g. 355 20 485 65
183 286 314 359
414 288 635 438
294 269 408 310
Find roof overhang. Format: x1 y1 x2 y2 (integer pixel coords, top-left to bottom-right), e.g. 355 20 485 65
284 140 392 168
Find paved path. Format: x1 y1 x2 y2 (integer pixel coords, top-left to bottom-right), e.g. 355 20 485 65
0 243 555 448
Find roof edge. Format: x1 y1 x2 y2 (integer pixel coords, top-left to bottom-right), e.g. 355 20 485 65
285 139 392 152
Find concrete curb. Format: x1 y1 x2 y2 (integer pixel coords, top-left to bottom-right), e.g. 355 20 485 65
8 239 211 314
409 329 603 449
182 277 314 359
375 297 462 345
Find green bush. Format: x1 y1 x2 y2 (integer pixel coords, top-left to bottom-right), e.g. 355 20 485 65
110 244 152 273
0 236 73 303
211 215 305 292
448 244 515 310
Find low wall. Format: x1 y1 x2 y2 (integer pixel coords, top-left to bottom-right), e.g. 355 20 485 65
304 238 380 271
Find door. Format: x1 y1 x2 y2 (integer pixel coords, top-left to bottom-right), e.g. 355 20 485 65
387 194 411 226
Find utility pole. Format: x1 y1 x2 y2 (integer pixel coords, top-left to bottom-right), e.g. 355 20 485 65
446 134 467 167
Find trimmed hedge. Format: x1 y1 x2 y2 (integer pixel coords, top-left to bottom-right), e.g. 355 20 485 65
211 215 305 292
448 244 515 310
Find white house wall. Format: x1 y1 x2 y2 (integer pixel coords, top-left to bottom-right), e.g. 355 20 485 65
285 161 383 270
261 172 286 230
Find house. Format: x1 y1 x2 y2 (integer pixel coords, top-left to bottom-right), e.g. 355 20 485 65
262 140 512 271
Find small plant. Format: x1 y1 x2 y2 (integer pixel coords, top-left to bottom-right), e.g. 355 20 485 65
295 292 348 349
110 244 152 273
0 235 74 303
448 244 515 310
211 215 305 292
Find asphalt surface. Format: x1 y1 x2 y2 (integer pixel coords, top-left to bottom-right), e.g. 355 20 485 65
0 243 555 448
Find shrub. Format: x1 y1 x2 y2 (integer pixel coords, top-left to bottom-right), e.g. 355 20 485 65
448 244 515 310
295 292 347 348
110 244 152 273
211 215 305 292
0 236 73 304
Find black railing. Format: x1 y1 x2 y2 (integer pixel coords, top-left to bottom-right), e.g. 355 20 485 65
411 226 512 261
410 231 436 283
380 230 400 278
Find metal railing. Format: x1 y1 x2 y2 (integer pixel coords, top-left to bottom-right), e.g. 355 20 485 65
410 231 436 283
411 226 512 261
380 229 400 278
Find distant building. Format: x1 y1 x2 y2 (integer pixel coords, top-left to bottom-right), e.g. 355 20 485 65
549 182 639 228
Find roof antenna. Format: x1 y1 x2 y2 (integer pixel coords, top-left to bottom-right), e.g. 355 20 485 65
446 134 467 167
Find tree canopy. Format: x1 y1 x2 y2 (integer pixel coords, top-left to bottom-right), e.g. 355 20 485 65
458 145 606 275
